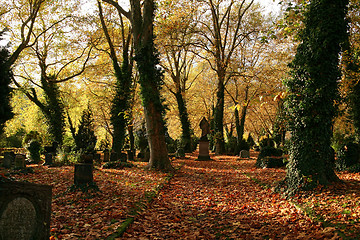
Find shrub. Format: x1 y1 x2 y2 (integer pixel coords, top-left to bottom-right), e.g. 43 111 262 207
225 136 237 155
27 140 42 163
135 123 148 152
256 146 284 168
245 133 255 148
102 161 134 169
258 135 275 149
336 142 359 171
55 147 81 166
74 106 97 154
346 163 360 173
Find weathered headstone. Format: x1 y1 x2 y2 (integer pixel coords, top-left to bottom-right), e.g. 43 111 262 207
0 181 52 240
74 163 93 185
14 154 26 168
2 152 15 168
239 150 250 159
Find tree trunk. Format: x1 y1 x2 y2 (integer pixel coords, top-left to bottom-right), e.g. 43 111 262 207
130 0 172 171
135 43 172 170
235 104 248 153
285 0 348 194
175 90 192 153
214 79 225 154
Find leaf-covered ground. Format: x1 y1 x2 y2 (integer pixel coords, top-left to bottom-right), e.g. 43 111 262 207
2 151 360 239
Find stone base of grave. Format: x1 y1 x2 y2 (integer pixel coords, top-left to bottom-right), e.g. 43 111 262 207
0 181 52 240
197 140 211 161
74 164 93 185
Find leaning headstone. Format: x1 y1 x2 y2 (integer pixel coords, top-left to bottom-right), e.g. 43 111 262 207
0 181 52 240
239 150 250 159
14 154 26 169
74 163 93 185
3 152 15 168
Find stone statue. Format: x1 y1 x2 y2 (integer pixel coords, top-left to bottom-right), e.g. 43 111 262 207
199 117 210 140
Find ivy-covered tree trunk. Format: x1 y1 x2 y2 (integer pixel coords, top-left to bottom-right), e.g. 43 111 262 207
285 0 348 193
235 104 248 151
0 45 14 135
110 59 132 154
131 0 172 171
175 90 192 152
214 79 225 154
98 1 133 155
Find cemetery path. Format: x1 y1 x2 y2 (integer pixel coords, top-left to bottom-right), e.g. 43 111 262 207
122 154 334 240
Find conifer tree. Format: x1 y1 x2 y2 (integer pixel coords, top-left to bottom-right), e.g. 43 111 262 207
74 105 97 153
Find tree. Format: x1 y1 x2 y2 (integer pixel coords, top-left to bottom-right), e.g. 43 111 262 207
225 9 278 153
98 0 134 155
0 0 47 134
0 31 14 134
6 1 93 145
342 0 360 142
102 0 173 171
74 105 97 153
156 0 199 152
284 0 349 193
194 0 255 153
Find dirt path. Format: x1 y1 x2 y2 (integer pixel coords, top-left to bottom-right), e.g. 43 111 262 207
122 154 328 240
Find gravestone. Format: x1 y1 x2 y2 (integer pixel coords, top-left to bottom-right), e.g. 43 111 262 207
3 152 15 168
197 117 211 161
74 163 93 185
197 140 211 161
44 153 53 166
0 181 52 240
239 150 250 159
14 154 26 168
